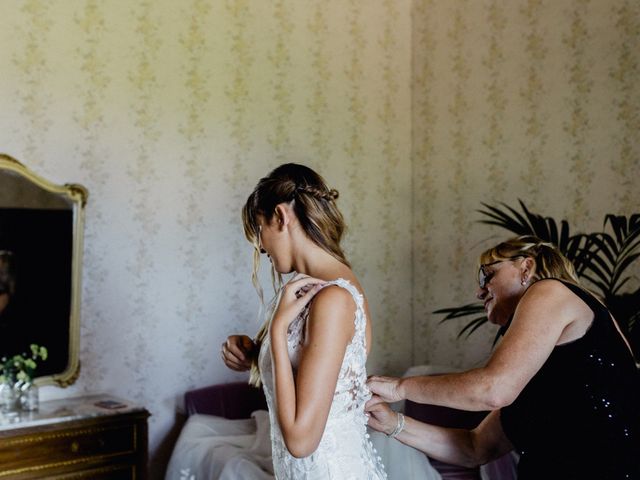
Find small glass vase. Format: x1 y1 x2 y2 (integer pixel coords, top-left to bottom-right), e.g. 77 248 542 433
1 381 21 414
20 382 39 411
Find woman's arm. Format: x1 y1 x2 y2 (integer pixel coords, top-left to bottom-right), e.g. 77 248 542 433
271 284 356 458
369 280 582 411
367 402 513 467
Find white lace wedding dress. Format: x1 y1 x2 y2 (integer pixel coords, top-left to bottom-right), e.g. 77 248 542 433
164 279 442 480
258 278 387 479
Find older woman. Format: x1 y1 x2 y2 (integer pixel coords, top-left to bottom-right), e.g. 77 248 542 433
366 235 640 480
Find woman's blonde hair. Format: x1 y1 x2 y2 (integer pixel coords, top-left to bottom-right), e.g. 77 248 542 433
479 235 580 284
241 163 349 386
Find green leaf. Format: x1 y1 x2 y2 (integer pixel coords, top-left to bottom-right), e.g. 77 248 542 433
458 316 489 339
434 201 640 350
434 303 485 322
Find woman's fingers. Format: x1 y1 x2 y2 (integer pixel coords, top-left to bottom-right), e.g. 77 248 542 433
367 375 402 402
221 343 244 369
221 335 254 371
365 394 385 410
279 276 326 311
224 341 244 361
365 400 395 434
285 275 325 299
294 281 324 301
271 275 327 331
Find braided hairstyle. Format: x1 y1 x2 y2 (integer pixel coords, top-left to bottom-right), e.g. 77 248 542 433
243 163 348 265
479 235 580 284
241 163 349 385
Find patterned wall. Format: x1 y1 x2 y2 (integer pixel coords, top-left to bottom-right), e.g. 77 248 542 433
0 0 638 476
412 0 640 369
0 0 412 475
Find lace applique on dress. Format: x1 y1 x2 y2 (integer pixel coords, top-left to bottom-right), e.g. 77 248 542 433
258 278 387 479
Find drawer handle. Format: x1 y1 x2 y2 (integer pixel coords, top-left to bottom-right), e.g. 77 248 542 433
70 438 104 453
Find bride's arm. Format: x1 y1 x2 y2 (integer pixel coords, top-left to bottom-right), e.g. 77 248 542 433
271 285 356 458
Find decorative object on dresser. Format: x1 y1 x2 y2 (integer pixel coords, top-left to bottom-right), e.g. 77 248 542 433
0 344 48 414
0 394 149 479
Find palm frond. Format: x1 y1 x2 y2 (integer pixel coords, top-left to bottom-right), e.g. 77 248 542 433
558 220 572 252
620 237 640 260
612 277 632 296
435 303 484 322
434 201 640 354
477 202 532 235
477 199 569 246
582 217 640 294
612 253 640 294
457 316 489 339
584 234 616 268
605 214 627 245
565 234 590 273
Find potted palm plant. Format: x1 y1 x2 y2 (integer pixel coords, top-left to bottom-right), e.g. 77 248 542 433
434 201 640 358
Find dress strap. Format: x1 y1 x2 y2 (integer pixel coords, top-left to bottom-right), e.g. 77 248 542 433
323 278 367 338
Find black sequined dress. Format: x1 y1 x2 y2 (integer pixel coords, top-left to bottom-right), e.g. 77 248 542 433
500 280 640 480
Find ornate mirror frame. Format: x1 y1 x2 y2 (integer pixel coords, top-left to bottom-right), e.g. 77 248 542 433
0 154 87 387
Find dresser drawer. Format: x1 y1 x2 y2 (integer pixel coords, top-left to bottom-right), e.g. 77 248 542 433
46 464 135 480
0 416 143 479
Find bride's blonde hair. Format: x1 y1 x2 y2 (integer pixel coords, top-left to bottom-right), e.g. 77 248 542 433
242 163 349 386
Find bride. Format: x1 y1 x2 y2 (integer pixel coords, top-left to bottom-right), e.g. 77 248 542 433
167 163 440 480
225 163 387 478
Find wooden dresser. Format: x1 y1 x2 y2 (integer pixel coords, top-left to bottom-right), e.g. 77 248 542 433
0 394 149 479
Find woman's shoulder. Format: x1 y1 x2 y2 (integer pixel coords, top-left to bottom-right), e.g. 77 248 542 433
312 282 358 310
304 285 357 341
522 278 593 314
527 278 580 295
528 278 595 301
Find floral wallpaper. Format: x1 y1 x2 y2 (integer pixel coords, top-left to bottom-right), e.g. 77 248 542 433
0 0 638 476
0 0 412 475
412 0 640 369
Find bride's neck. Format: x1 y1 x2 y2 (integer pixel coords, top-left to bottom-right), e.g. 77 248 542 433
293 245 349 281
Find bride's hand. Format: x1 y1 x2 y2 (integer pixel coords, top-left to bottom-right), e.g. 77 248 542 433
271 274 326 333
365 397 397 435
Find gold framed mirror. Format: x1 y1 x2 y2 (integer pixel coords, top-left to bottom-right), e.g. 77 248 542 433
0 154 87 387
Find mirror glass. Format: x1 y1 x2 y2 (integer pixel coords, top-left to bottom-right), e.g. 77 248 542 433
0 154 87 387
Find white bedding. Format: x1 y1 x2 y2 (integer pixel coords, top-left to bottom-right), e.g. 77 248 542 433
165 411 442 480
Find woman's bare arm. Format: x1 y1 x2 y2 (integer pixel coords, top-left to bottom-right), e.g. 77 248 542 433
271 285 355 457
367 402 513 467
369 280 583 411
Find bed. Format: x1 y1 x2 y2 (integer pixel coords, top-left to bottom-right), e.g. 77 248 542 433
165 377 517 480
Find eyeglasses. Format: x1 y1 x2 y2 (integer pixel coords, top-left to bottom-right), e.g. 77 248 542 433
478 256 524 289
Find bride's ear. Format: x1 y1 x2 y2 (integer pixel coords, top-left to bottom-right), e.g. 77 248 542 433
273 203 292 231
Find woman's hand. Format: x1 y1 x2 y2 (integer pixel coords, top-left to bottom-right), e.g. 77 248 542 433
366 375 403 404
221 334 256 372
366 396 398 435
271 274 325 333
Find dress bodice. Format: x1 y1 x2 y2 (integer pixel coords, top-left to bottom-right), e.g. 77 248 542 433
258 278 387 479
